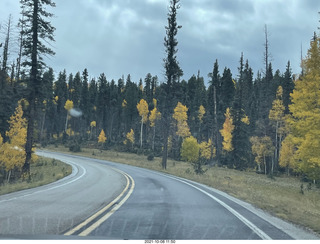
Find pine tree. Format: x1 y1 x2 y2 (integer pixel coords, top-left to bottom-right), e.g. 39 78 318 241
20 0 56 173
54 70 68 133
208 59 221 164
282 61 294 114
144 73 153 104
220 67 235 115
72 72 82 107
231 78 251 170
1 15 13 74
161 0 182 169
80 68 89 135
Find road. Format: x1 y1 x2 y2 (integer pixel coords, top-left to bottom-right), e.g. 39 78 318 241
0 151 318 240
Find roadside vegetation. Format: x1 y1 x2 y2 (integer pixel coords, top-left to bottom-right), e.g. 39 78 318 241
0 156 72 196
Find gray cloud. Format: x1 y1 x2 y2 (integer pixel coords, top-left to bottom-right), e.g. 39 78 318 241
1 0 320 83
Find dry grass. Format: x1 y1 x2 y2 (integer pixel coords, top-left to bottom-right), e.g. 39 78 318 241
0 157 72 196
44 145 320 235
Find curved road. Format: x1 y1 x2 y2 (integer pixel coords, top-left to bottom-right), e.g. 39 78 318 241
0 151 318 240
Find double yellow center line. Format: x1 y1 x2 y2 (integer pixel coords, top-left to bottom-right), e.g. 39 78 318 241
64 168 135 237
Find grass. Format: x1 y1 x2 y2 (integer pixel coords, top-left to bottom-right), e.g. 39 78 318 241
45 145 320 236
0 157 72 196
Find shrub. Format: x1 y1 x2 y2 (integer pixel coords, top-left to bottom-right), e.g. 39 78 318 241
147 153 154 161
69 142 81 152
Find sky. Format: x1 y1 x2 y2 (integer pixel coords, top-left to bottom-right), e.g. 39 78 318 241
1 0 320 84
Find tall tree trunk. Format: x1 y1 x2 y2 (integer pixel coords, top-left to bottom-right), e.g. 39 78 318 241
152 126 156 151
140 118 143 148
24 0 39 174
40 110 46 145
211 85 219 165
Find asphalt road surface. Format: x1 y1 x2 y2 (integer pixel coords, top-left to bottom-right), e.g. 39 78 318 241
0 151 319 240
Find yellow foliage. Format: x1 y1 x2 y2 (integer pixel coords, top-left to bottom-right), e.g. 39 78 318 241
98 129 107 143
0 102 27 174
199 139 214 160
153 98 157 108
66 128 75 137
124 129 135 145
176 120 191 138
285 37 320 180
241 115 250 125
279 136 295 169
250 136 274 171
149 107 161 127
90 121 96 127
181 136 199 163
220 108 234 152
173 102 191 138
122 99 127 108
6 102 27 147
269 86 285 122
64 99 74 111
173 102 188 122
137 99 149 124
198 105 206 123
0 133 3 145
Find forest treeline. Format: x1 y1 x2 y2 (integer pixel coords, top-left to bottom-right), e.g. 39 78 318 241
0 0 319 184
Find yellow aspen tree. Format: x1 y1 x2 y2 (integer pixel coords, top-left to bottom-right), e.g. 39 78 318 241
90 121 96 139
269 86 285 173
136 99 149 148
122 99 127 108
220 108 234 152
250 136 274 174
199 139 214 161
0 102 27 182
149 100 161 150
198 105 206 139
181 136 199 163
173 102 191 138
124 129 135 148
181 136 207 174
64 99 74 132
198 105 205 123
279 135 295 176
98 129 107 144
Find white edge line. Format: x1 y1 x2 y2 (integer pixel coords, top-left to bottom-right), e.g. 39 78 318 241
0 158 86 203
161 173 272 240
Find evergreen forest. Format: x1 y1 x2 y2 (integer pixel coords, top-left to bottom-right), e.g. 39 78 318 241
0 0 320 186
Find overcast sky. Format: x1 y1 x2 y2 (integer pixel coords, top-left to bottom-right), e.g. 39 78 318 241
1 0 320 84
